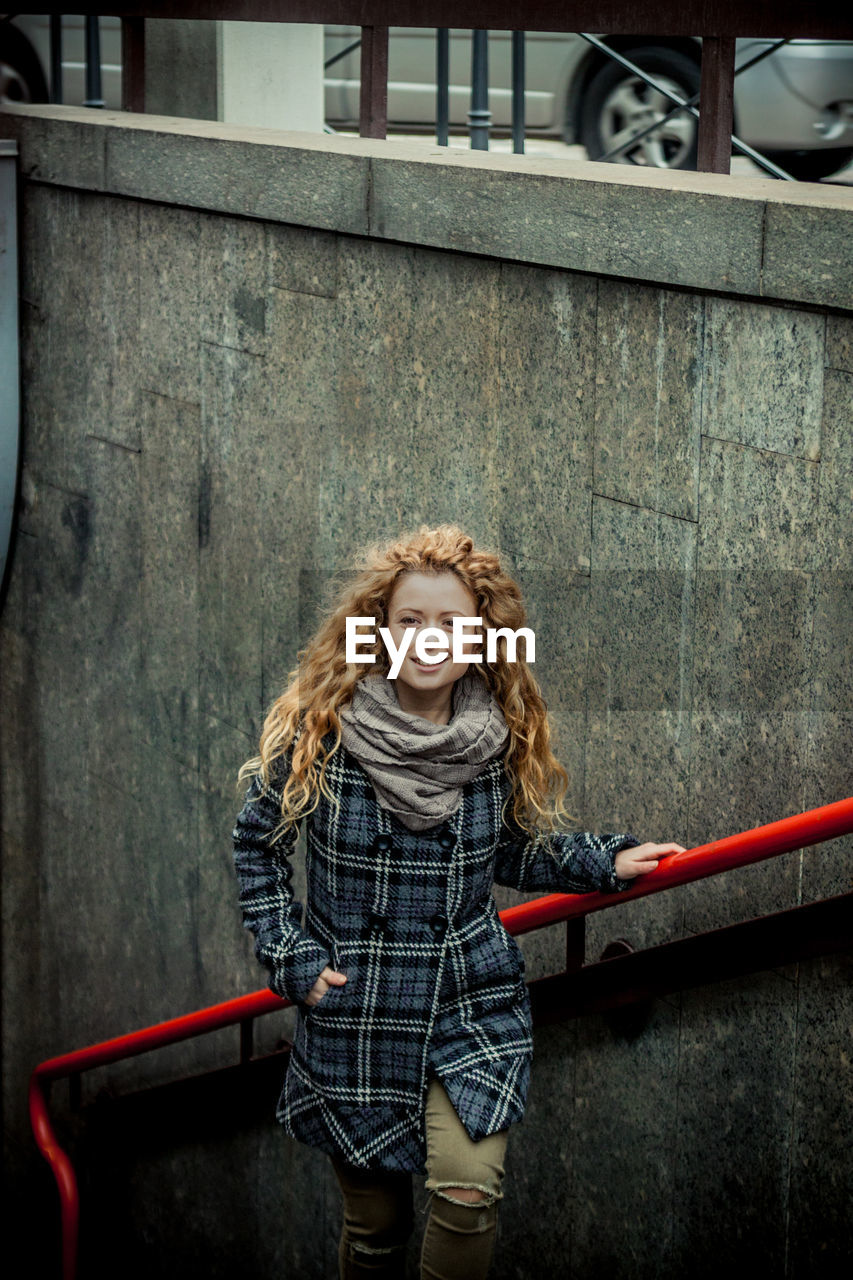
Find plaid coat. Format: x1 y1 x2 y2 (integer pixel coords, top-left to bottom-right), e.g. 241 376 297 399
231 731 641 1173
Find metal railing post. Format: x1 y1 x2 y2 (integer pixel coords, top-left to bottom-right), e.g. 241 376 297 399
511 30 525 154
697 34 736 173
359 25 388 139
120 17 146 113
468 28 490 149
436 27 449 146
83 15 104 108
565 916 585 971
48 13 63 103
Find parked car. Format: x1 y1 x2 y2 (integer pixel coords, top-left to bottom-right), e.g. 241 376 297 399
325 27 853 180
3 16 853 180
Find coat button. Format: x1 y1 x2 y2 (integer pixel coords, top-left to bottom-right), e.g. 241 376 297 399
373 834 393 853
368 909 389 933
428 912 448 934
438 832 455 850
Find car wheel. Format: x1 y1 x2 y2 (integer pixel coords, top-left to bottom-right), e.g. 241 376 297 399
0 29 49 105
580 46 701 169
761 147 853 183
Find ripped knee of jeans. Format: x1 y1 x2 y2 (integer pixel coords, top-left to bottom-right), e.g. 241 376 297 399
347 1239 409 1258
424 1180 503 1209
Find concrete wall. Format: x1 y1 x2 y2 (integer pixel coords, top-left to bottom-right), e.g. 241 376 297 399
145 19 326 132
0 103 851 1278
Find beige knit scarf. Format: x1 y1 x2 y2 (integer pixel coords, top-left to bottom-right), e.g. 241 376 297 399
338 667 510 832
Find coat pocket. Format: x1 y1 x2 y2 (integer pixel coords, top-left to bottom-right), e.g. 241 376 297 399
303 937 345 1017
304 940 368 1021
305 984 344 1018
486 898 526 980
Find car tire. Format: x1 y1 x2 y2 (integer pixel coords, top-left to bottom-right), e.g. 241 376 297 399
0 27 49 105
761 147 853 183
580 45 702 169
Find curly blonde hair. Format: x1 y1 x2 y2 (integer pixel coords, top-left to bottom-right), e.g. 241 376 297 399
236 523 577 841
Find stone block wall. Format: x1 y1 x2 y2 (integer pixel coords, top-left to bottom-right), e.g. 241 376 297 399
0 104 851 1278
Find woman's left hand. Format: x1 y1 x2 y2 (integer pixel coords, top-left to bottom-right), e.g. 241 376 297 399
614 841 687 880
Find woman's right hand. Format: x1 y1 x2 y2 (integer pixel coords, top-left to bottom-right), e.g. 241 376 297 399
304 966 348 1007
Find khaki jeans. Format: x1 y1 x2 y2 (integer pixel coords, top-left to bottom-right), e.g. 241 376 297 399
330 1071 510 1280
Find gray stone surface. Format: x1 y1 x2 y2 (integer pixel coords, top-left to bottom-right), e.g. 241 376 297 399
266 222 339 298
18 302 89 496
370 149 766 296
703 298 824 459
264 286 339 422
199 211 268 355
697 435 821 573
329 238 422 564
799 367 853 901
584 496 696 958
103 115 371 235
198 341 266 739
495 1020 580 1277
3 108 105 189
139 391 201 772
20 186 142 486
570 1001 680 1277
138 203 203 403
816 368 853 571
825 313 853 372
786 953 853 1275
404 247 502 531
3 104 851 311
687 567 812 928
688 437 821 930
671 968 798 1275
763 195 853 310
13 478 94 818
1 97 375 234
81 437 145 800
496 264 597 574
594 281 703 520
801 568 853 903
144 18 220 121
331 240 503 561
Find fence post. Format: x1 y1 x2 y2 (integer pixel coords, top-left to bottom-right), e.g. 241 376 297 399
360 25 389 138
511 30 525 153
565 917 585 972
436 27 449 145
469 28 490 149
697 35 736 173
84 15 105 108
121 17 146 113
48 14 63 102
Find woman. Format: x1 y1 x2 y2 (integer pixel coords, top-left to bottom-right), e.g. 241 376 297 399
232 524 685 1279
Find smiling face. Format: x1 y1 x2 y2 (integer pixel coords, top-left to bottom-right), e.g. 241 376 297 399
384 571 481 715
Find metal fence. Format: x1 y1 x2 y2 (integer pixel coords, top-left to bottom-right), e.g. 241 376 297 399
6 5 853 178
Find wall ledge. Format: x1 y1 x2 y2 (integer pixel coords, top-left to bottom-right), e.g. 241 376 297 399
2 103 851 310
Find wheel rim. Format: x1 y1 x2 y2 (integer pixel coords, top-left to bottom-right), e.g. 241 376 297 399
598 74 696 167
0 62 33 105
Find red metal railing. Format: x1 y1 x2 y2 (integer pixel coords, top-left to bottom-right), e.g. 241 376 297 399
31 794 853 1280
